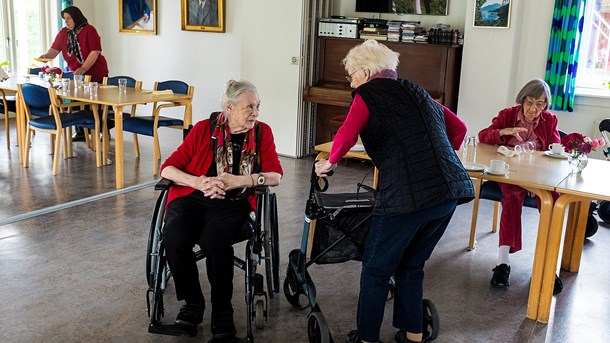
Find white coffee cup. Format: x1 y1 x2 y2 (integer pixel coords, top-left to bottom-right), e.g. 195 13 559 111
548 143 564 155
489 159 509 173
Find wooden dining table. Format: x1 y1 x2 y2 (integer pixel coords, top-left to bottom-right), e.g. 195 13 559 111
4 75 193 189
57 84 193 188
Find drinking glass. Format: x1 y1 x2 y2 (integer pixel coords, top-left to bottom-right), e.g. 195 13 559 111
461 135 477 163
61 78 70 93
118 78 127 94
89 81 98 97
73 74 84 89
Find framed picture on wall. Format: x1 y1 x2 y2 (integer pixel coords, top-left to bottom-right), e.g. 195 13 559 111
181 0 225 33
119 0 157 34
473 0 512 29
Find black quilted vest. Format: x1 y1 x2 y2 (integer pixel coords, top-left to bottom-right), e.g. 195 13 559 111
355 78 474 215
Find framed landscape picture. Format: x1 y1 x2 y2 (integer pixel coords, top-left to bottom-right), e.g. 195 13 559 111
119 0 157 35
181 0 225 33
473 0 512 29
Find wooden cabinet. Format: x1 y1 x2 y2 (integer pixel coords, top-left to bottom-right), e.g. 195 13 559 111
306 37 462 145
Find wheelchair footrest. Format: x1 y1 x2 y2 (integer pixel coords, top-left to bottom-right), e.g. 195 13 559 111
148 321 197 337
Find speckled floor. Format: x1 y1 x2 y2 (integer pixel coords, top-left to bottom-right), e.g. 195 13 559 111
1 118 609 343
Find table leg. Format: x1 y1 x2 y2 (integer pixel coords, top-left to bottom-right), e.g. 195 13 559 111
537 194 582 323
114 105 124 188
561 200 589 272
101 105 109 165
16 93 24 164
525 189 553 321
468 178 482 250
91 104 101 167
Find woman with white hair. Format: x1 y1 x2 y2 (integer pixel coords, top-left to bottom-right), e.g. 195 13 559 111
159 80 283 339
315 40 473 343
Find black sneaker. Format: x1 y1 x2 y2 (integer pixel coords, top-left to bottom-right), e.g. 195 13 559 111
346 330 361 343
211 309 236 339
554 275 563 295
175 303 204 327
395 330 426 343
72 133 86 142
490 264 510 287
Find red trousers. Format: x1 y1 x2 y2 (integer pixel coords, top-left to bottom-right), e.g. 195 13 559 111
498 183 559 253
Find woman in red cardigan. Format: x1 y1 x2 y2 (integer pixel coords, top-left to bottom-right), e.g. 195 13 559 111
159 80 283 339
478 79 563 293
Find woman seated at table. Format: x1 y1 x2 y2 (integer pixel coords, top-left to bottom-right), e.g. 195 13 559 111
478 79 563 293
159 80 283 339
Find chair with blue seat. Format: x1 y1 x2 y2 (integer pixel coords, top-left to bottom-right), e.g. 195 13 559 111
122 80 194 175
18 83 99 175
27 67 43 76
1 89 17 148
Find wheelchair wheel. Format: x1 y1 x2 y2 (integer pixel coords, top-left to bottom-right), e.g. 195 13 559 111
146 190 168 287
262 192 274 298
422 299 440 341
254 299 265 329
307 311 331 343
270 193 281 294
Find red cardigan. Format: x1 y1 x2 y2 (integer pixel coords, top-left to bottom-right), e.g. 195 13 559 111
478 105 560 149
160 118 283 209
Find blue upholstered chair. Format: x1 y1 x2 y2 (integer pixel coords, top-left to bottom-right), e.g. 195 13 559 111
1 89 17 148
62 71 74 81
122 80 194 175
18 83 99 175
27 67 43 75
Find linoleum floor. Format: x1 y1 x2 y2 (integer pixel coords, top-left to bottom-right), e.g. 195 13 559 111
1 119 609 343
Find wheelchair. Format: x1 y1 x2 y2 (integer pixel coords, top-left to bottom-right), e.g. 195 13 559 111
146 178 280 342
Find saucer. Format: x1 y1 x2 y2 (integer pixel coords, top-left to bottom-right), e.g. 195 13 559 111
462 162 486 171
544 151 569 159
350 144 365 152
485 167 509 176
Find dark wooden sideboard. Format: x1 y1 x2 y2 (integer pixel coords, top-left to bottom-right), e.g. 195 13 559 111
305 37 462 145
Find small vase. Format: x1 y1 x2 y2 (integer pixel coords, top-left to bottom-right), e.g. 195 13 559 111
567 151 588 173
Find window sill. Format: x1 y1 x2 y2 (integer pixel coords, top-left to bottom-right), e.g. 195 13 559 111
574 88 610 107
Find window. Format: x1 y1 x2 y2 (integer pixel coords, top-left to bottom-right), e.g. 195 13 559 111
0 0 58 73
577 0 610 91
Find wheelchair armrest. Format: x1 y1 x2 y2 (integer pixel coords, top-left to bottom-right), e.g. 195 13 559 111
155 178 173 191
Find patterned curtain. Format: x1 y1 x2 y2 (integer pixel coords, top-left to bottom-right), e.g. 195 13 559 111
544 0 587 112
61 0 73 9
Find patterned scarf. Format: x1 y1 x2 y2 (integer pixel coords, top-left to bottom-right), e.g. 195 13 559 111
66 23 86 64
211 112 258 177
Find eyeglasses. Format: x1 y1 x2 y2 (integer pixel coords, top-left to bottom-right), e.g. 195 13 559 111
523 97 546 110
346 69 362 82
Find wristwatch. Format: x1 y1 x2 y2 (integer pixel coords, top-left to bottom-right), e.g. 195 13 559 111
257 174 266 186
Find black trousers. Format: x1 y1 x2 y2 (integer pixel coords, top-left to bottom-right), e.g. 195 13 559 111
163 194 250 311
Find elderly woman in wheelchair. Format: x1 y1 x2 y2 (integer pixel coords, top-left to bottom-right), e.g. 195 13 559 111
153 80 282 340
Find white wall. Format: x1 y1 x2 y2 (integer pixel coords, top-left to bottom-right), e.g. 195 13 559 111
73 0 302 157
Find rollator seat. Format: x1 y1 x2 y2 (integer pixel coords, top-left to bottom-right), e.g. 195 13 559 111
314 191 375 209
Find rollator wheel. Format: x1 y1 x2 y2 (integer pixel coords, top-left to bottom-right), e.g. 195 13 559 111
270 193 281 293
284 269 316 309
307 311 331 343
263 192 275 298
254 299 265 329
422 299 440 341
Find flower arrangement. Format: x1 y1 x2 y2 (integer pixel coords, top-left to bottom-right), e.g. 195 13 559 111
561 132 607 173
41 65 62 85
561 132 606 155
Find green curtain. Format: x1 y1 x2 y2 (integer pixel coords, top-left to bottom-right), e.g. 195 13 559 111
544 0 587 112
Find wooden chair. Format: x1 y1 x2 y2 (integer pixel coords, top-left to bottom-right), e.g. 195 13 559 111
122 80 194 175
0 89 16 148
18 83 99 175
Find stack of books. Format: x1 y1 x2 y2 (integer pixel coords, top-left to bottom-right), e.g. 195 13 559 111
387 21 403 42
359 26 388 41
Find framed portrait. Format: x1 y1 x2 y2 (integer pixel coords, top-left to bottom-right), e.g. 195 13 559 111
473 0 512 29
119 0 157 35
181 0 225 33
